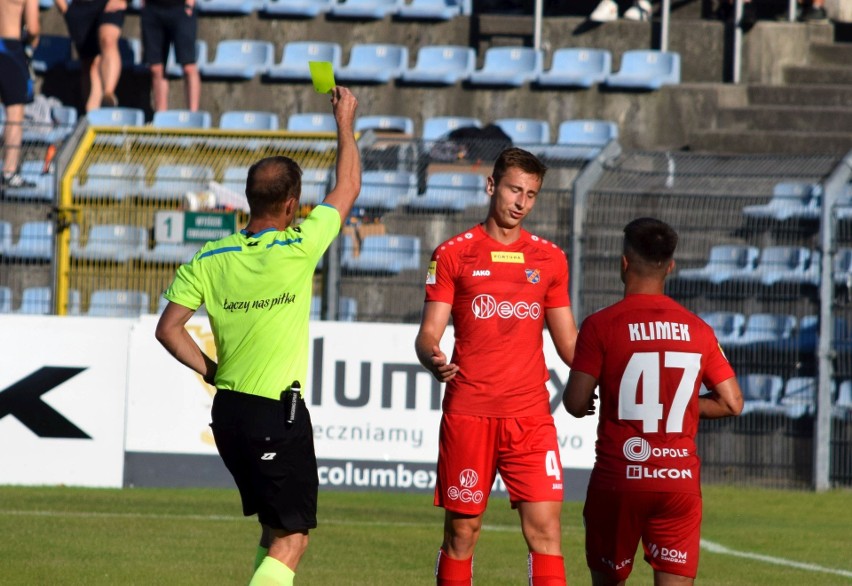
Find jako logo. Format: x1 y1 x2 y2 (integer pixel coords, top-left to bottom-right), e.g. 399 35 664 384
471 295 542 320
447 468 484 504
471 270 491 277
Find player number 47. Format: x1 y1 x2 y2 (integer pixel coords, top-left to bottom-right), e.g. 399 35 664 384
618 351 701 434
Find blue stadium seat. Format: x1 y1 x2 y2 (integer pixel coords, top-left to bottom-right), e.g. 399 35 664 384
336 43 409 84
87 289 150 317
0 286 11 313
31 35 72 73
355 115 415 134
301 167 332 205
2 160 54 201
221 165 250 195
357 170 417 210
73 163 146 201
494 118 550 145
396 0 464 20
219 110 279 131
310 295 358 321
265 41 342 82
698 311 746 346
726 313 797 347
17 286 81 315
145 164 215 201
343 234 421 274
676 244 760 286
143 242 201 264
329 0 402 19
0 220 11 256
834 248 852 289
780 377 817 418
739 373 785 415
86 107 145 127
166 40 208 78
747 246 815 287
260 0 333 17
467 47 542 87
287 112 337 132
742 182 822 223
5 221 77 261
196 0 261 14
539 119 619 161
23 105 78 145
835 380 852 420
200 40 274 79
152 109 212 129
407 172 487 212
399 45 475 85
605 50 681 90
421 116 481 141
536 48 612 88
73 224 148 262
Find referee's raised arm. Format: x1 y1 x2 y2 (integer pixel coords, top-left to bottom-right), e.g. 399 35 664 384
321 86 361 224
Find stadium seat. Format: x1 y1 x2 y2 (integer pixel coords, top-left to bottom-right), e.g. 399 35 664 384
730 246 816 287
535 48 612 88
336 43 409 84
726 313 797 347
310 295 358 321
17 286 82 315
0 220 11 255
143 242 201 264
23 104 78 145
87 289 150 317
86 107 145 127
467 47 543 88
604 50 681 90
834 380 852 420
834 248 852 289
166 40 208 78
739 373 785 415
219 110 279 131
287 112 337 132
152 109 213 129
357 170 417 210
196 0 261 14
2 160 54 201
220 165 251 196
421 116 482 141
329 0 402 19
399 45 475 86
675 244 760 291
779 377 817 418
698 311 746 346
73 224 148 262
742 182 822 223
145 164 215 201
355 115 415 135
396 0 464 20
494 118 550 145
407 172 487 212
301 167 332 205
200 40 274 80
539 119 619 161
73 162 146 201
343 234 421 274
260 0 333 17
4 221 78 261
265 41 342 82
0 286 11 313
30 34 72 73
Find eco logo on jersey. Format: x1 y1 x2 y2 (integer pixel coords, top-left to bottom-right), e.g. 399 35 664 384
491 251 524 263
525 268 541 284
447 468 484 504
471 294 542 320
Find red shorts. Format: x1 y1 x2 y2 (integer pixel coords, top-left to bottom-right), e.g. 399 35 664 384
434 413 564 515
584 489 702 581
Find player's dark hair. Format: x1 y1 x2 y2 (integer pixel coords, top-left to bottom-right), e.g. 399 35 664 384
245 156 302 216
623 217 678 265
492 147 547 187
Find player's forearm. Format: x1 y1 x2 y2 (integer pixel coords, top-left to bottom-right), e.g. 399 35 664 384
698 392 743 419
156 326 217 385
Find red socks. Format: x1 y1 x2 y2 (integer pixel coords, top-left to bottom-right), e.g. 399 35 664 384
528 552 566 586
435 548 473 586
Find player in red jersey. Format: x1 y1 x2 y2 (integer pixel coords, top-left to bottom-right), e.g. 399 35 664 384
563 217 744 586
415 148 578 586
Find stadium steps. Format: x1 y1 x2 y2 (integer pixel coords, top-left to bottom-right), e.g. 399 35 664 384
783 64 852 85
715 105 852 132
688 129 852 155
747 84 852 108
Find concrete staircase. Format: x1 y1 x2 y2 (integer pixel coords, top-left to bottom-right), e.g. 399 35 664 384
689 34 852 154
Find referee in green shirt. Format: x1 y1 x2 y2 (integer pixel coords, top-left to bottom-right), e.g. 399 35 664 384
155 86 360 586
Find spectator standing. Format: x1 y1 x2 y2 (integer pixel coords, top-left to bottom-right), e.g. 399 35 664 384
140 0 200 111
154 86 360 586
54 0 126 111
0 0 39 191
415 147 578 586
563 217 744 586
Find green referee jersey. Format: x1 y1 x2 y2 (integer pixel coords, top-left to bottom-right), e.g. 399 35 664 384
164 203 341 400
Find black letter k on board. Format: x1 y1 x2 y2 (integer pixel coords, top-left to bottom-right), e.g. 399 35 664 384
0 367 91 438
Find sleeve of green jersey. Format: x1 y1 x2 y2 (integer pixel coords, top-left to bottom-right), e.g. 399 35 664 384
163 260 204 311
300 203 342 259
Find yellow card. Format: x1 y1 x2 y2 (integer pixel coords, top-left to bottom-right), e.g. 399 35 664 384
309 61 336 94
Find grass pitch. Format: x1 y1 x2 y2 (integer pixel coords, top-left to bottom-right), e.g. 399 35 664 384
0 485 850 585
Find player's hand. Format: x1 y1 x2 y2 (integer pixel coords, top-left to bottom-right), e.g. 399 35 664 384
428 344 459 383
330 86 357 132
584 392 598 416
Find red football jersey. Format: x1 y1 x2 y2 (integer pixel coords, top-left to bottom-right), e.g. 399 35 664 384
571 294 735 494
425 224 571 417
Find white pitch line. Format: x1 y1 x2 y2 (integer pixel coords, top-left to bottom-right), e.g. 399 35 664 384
701 538 852 579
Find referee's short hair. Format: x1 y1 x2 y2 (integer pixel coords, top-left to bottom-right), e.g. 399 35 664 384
623 217 678 265
246 156 303 216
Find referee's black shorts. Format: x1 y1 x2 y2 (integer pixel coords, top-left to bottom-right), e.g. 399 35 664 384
211 388 318 532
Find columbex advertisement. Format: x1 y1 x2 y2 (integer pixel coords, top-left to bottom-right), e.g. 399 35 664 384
1 316 597 497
